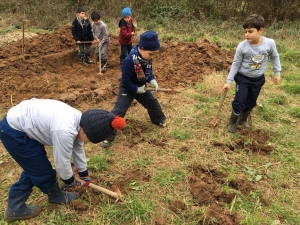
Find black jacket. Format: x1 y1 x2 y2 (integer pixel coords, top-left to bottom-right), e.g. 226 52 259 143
71 17 94 42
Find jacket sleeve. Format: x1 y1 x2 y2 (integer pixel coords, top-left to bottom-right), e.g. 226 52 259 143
51 130 75 181
71 20 79 42
100 24 110 45
72 139 88 174
87 20 94 41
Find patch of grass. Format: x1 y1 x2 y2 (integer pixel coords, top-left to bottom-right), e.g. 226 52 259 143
283 84 300 94
170 129 191 141
87 155 109 171
153 169 185 186
100 195 154 224
289 107 300 118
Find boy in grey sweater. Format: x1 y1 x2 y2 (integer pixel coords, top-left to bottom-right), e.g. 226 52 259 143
222 14 281 133
91 11 110 72
0 98 125 221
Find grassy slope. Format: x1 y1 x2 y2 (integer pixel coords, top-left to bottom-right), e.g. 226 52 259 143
0 19 300 225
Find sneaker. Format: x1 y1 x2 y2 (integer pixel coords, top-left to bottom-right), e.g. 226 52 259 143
158 122 166 128
101 140 112 148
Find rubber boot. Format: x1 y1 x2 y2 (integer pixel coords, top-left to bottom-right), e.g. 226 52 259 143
85 55 93 64
48 181 79 204
238 111 251 128
228 112 239 133
80 55 86 65
101 61 107 73
4 190 42 221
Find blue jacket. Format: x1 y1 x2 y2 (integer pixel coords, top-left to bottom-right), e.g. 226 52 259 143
71 17 94 42
121 47 155 93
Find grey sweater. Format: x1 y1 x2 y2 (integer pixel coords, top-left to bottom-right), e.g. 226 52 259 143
6 98 87 180
227 36 281 84
91 21 110 46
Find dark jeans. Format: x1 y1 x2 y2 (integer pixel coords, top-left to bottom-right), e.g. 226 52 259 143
120 43 132 66
232 72 265 114
106 84 166 141
78 43 92 57
0 117 56 197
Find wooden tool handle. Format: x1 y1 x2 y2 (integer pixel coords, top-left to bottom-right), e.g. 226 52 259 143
75 176 121 200
145 87 181 93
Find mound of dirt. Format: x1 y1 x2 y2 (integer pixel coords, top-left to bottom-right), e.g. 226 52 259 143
0 25 233 110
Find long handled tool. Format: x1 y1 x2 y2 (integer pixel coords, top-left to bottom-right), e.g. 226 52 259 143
98 43 102 75
76 41 93 44
211 88 228 126
145 87 181 93
75 175 121 202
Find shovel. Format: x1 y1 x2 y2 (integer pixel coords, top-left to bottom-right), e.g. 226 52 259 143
211 88 228 126
75 175 121 202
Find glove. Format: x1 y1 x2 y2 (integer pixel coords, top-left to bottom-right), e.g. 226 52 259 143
77 176 91 187
136 85 146 94
150 79 158 91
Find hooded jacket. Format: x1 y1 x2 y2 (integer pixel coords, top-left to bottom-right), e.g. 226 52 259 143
118 17 135 45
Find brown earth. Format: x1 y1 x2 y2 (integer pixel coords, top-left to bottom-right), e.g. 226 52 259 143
0 26 274 224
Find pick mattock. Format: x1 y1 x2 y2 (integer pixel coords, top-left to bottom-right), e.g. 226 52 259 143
211 88 228 126
75 175 121 202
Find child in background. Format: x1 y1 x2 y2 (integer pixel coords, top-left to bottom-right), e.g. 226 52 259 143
0 98 125 221
91 11 110 73
118 7 135 70
223 14 281 133
101 30 166 148
71 7 94 65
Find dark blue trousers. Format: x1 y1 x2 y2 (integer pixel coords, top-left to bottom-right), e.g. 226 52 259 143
106 84 166 141
232 73 265 114
120 43 132 65
0 117 56 199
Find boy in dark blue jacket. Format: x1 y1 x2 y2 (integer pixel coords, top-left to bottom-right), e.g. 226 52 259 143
101 30 166 148
71 7 94 65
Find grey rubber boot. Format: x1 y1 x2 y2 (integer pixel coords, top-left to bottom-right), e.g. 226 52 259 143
48 182 79 204
228 112 239 133
4 190 42 221
238 111 251 128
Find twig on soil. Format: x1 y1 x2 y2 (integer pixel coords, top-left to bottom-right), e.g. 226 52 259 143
230 194 237 212
10 95 14 107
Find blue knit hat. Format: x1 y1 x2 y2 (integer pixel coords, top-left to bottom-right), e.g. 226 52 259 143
138 30 160 51
122 7 132 17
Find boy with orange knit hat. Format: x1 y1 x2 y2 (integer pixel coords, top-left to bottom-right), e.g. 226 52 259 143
0 98 125 221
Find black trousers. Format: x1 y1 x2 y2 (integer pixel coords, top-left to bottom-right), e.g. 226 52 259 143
106 84 166 141
232 73 265 114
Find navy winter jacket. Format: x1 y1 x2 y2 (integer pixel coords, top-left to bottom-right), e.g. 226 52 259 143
71 17 94 42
